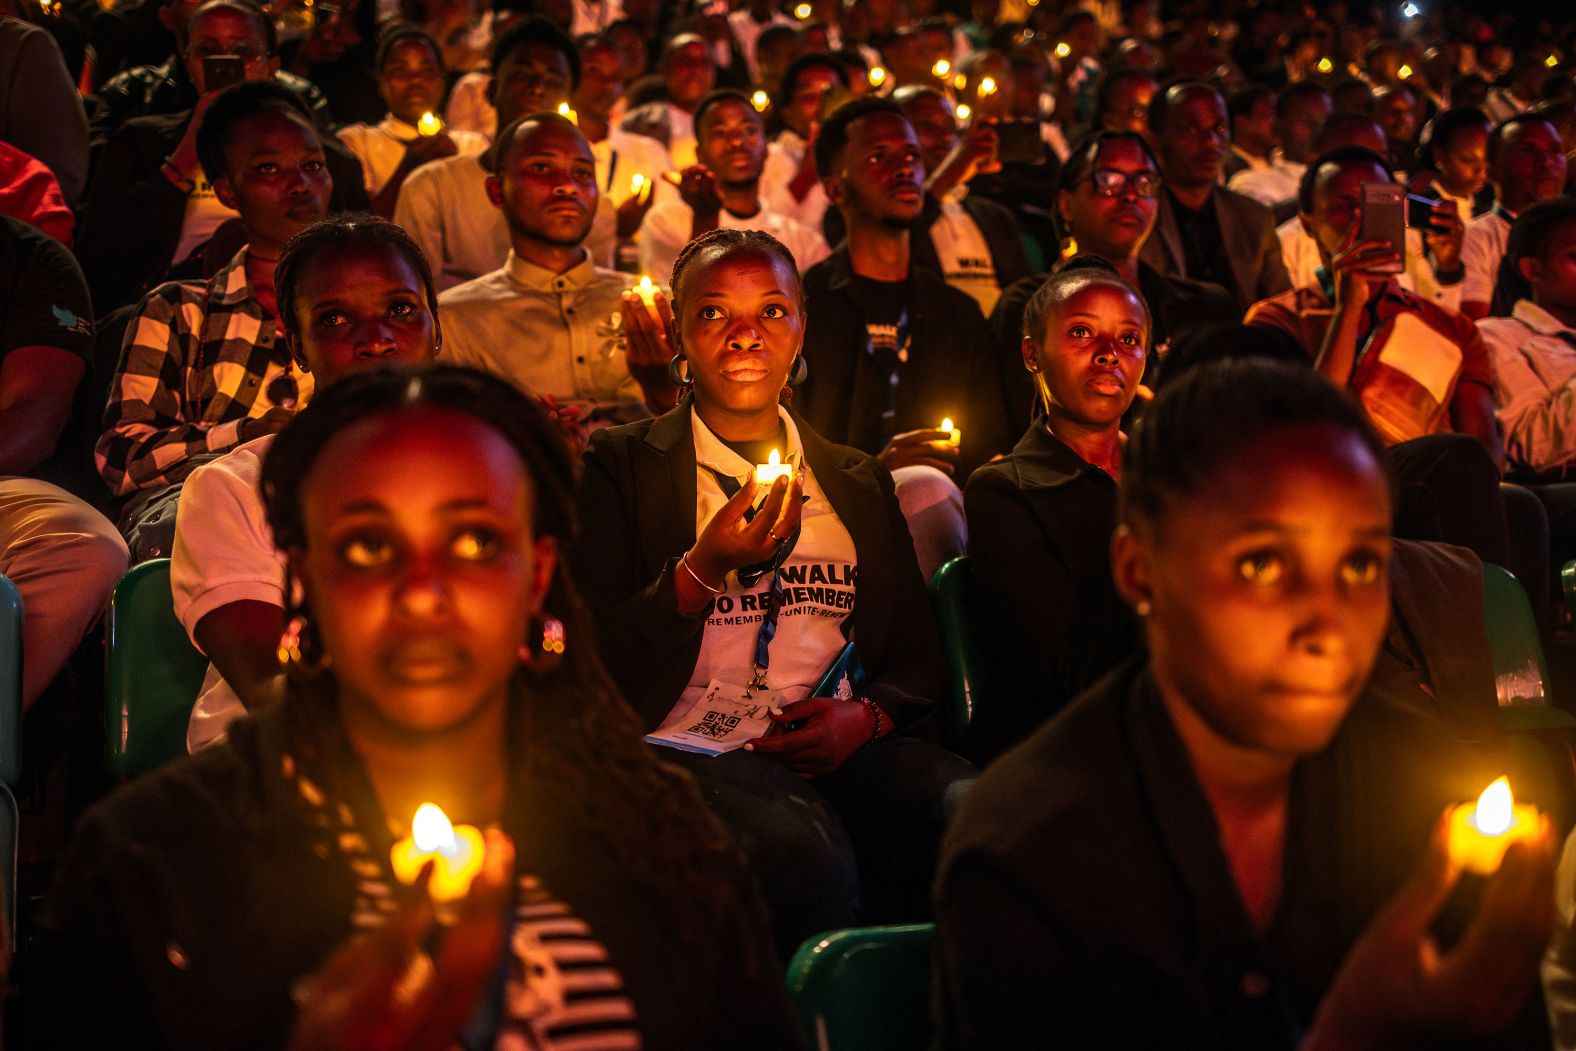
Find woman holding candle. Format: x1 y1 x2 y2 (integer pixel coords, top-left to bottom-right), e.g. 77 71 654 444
32 365 799 1048
575 227 974 958
936 357 1555 1049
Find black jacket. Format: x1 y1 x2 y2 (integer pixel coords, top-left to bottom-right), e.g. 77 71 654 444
572 399 944 734
26 699 799 1050
934 660 1510 1050
962 422 1137 762
1138 184 1292 313
797 244 1015 478
77 110 369 312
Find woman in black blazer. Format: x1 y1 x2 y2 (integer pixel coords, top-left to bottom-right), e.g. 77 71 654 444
574 228 974 959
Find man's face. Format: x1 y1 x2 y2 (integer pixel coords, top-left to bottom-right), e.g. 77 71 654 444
783 64 841 138
1436 125 1489 198
213 110 332 249
825 110 924 227
491 40 574 129
663 38 715 109
696 99 766 189
898 93 956 176
1374 87 1418 144
1495 119 1568 212
1157 87 1228 188
378 37 445 125
1523 217 1576 315
1236 93 1276 150
183 6 275 92
486 120 598 247
574 42 623 119
1303 160 1390 262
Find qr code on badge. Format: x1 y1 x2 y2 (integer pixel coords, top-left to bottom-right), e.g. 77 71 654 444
687 710 741 739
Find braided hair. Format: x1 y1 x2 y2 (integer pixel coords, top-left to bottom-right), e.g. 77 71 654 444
273 214 439 344
260 364 740 935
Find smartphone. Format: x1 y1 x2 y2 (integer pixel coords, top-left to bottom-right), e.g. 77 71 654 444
1406 192 1442 229
202 55 246 92
1359 181 1406 274
993 119 1045 165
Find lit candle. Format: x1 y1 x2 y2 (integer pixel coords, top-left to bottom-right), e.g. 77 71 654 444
636 274 658 307
1316 56 1334 73
956 103 972 122
751 90 770 112
1398 63 1414 79
932 58 951 78
1054 41 1071 58
953 72 967 90
389 803 486 916
630 172 649 202
1447 777 1543 875
941 417 961 447
1548 53 1561 69
557 102 578 124
755 448 793 487
978 75 997 96
868 65 888 87
793 1 811 16
416 111 442 136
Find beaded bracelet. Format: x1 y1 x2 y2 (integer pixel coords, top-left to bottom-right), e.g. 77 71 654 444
857 696 884 748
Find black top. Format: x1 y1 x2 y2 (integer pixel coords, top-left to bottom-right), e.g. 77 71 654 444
1167 187 1234 294
25 698 800 1050
798 244 1015 478
0 214 91 367
961 421 1136 763
571 399 945 735
988 260 1241 437
933 660 1503 1050
76 110 370 313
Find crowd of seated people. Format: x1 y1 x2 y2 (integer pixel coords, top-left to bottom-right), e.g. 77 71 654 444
14 0 1576 1043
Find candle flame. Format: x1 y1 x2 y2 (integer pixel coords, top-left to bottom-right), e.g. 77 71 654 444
768 448 781 467
1548 54 1561 68
1054 41 1071 58
932 59 951 78
412 803 459 855
638 275 654 295
557 102 578 124
751 90 770 111
1317 56 1333 73
1398 63 1414 79
793 1 811 16
941 417 954 432
979 76 997 95
953 73 967 90
417 111 442 136
1474 777 1514 835
956 103 972 121
868 65 888 87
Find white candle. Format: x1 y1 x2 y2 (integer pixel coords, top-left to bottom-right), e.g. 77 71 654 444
636 274 658 307
1447 777 1543 875
941 417 962 447
755 448 793 487
416 111 442 136
557 102 578 124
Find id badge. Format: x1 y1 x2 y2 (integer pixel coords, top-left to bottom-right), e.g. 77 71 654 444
643 679 781 756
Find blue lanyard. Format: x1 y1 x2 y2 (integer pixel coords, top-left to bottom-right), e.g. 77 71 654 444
705 466 803 690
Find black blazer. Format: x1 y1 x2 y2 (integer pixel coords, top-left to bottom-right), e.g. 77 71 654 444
77 110 370 313
1138 184 1292 313
572 399 944 734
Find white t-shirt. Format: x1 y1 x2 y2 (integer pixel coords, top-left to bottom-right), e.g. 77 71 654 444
170 433 284 753
591 127 673 206
638 196 829 285
173 171 239 265
761 129 829 232
336 117 490 196
1462 208 1512 310
1275 216 1460 312
661 406 859 727
1227 158 1306 210
664 103 697 171
444 71 495 140
928 196 1000 315
726 8 794 82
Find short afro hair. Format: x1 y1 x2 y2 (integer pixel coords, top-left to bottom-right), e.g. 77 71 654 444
813 96 908 179
195 80 317 184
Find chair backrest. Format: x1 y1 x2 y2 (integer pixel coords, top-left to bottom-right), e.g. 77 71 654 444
105 559 207 777
786 924 934 1051
926 557 983 746
1482 563 1551 708
0 575 22 788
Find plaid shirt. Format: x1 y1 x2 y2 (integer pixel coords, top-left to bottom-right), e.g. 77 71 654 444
96 248 312 497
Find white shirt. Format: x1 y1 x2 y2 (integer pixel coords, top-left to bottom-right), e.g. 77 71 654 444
727 8 794 81
929 196 1000 315
591 127 673 206
1275 217 1460 312
1477 300 1576 473
1228 144 1271 175
1461 208 1512 309
444 71 495 139
638 196 829 285
394 153 618 290
661 405 858 727
336 117 490 196
664 103 697 170
761 129 829 232
1228 158 1305 210
173 170 238 265
170 434 283 753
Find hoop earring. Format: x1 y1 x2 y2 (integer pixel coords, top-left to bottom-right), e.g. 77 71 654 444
788 354 808 386
277 613 329 674
667 354 693 388
518 616 567 674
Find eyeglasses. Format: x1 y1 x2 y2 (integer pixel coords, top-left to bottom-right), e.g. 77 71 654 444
1089 168 1161 197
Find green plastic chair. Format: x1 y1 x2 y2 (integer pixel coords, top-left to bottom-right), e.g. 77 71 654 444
104 559 208 777
927 557 988 748
786 924 934 1051
1481 563 1575 732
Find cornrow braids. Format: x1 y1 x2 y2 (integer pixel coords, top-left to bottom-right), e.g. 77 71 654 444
670 227 805 313
273 214 439 343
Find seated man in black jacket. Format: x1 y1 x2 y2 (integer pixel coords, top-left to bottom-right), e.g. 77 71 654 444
800 97 1016 575
77 0 367 313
